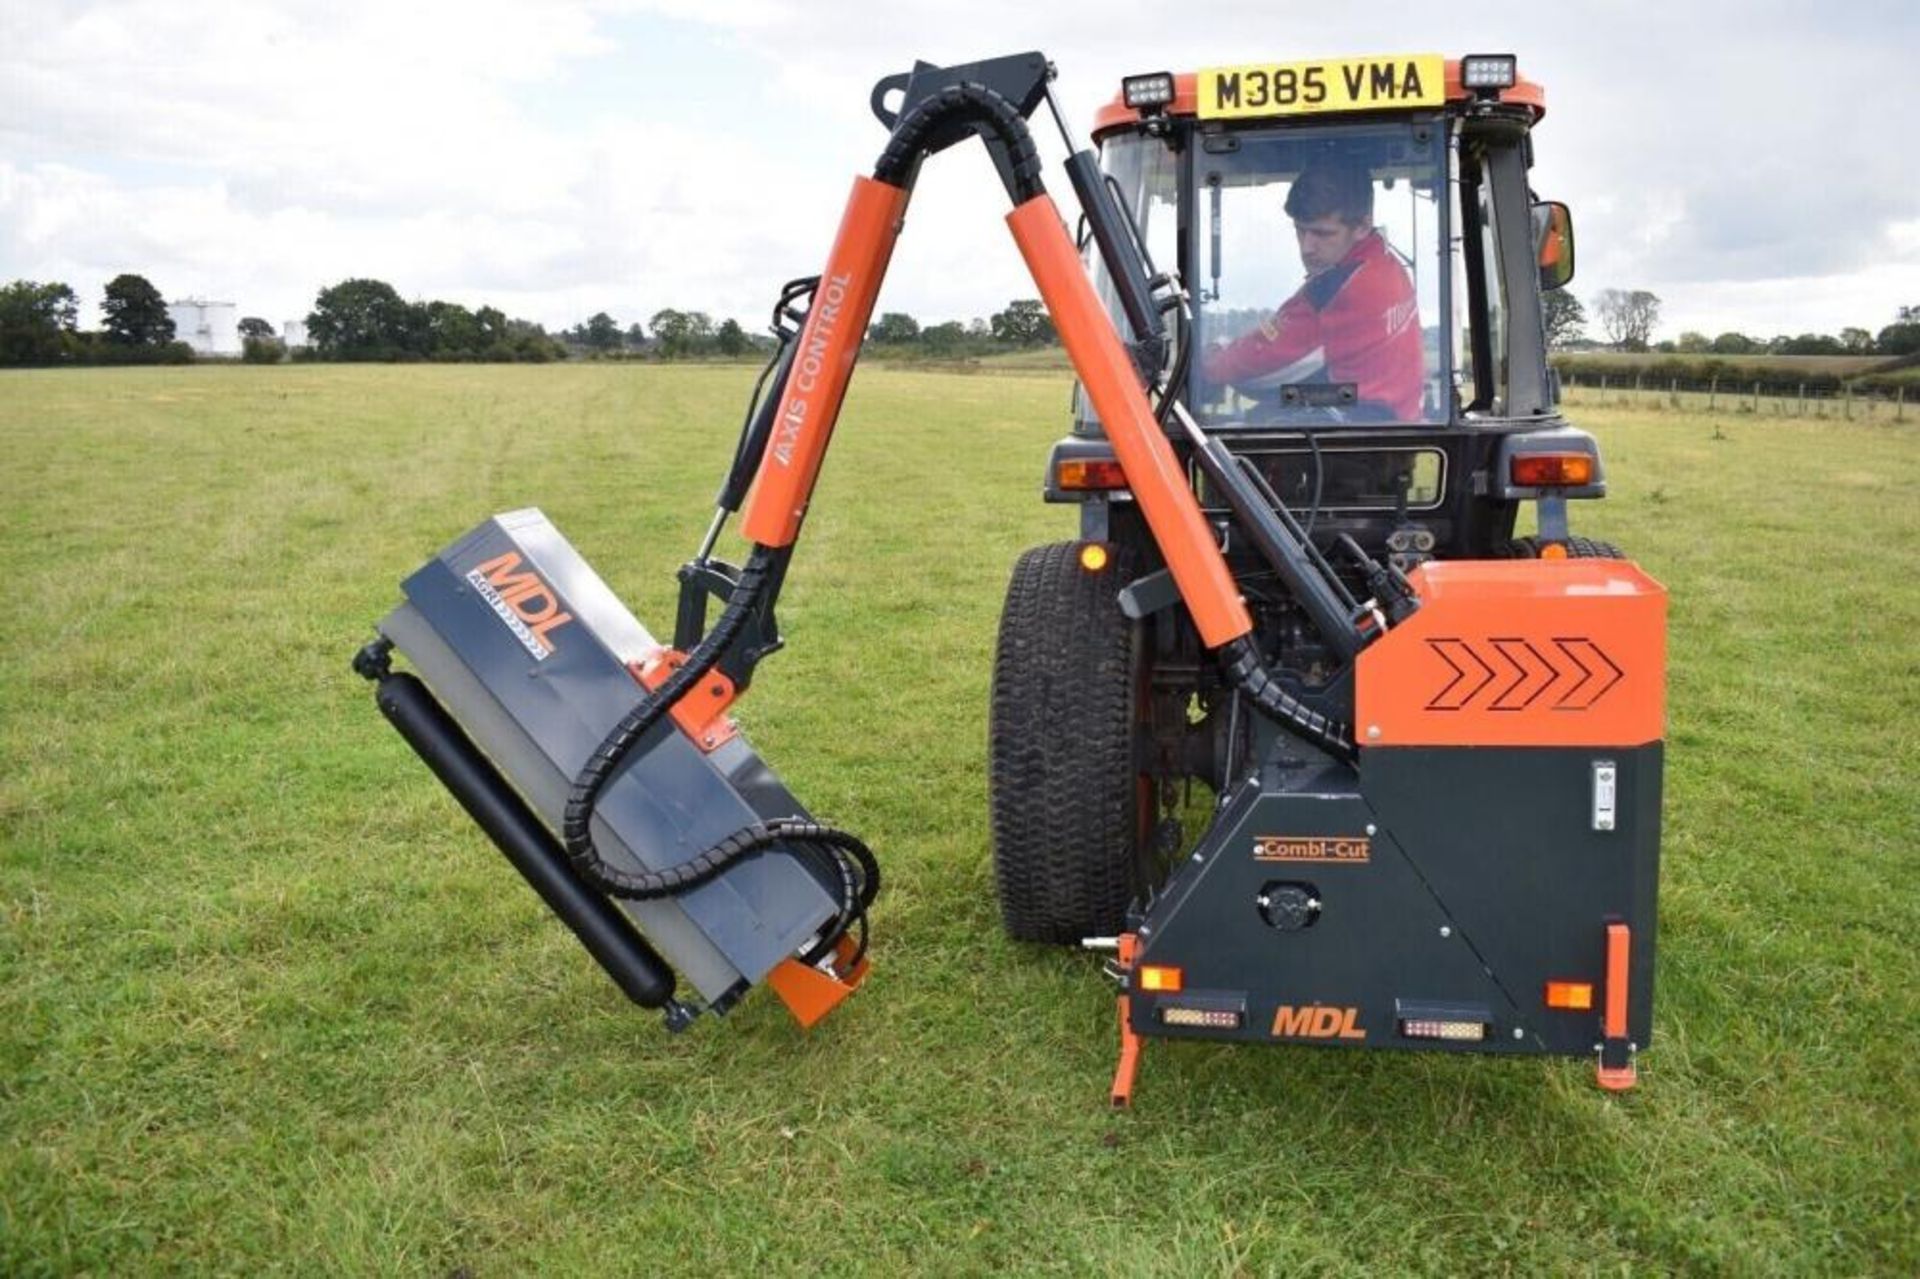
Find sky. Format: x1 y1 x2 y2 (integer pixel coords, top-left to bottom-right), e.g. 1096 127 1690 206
4 0 1916 343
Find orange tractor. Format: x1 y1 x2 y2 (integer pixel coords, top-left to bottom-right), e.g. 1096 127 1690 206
359 52 1664 1105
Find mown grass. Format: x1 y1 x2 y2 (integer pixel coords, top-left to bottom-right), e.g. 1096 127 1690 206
1 364 1915 1275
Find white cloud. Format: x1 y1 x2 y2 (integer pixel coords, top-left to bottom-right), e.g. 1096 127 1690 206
2 0 1915 339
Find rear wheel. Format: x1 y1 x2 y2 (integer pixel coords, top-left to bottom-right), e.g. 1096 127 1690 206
1493 534 1626 560
988 541 1145 944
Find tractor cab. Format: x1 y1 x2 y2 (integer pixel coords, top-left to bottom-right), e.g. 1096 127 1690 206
1052 55 1595 569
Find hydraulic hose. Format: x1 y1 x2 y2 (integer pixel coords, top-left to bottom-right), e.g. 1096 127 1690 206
1218 635 1357 762
561 545 778 895
874 82 1045 202
560 545 878 966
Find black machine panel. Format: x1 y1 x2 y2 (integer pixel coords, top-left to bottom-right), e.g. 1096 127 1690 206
1131 742 1661 1056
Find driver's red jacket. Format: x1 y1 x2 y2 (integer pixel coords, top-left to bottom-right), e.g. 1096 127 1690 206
1202 231 1423 420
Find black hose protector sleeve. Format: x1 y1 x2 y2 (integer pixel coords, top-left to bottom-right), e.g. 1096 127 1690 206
1218 636 1358 762
583 818 879 904
561 545 778 893
872 82 1045 203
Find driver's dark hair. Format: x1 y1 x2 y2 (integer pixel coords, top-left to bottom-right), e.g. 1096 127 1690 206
1285 162 1373 225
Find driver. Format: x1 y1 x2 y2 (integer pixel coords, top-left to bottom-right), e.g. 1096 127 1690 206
1203 162 1423 421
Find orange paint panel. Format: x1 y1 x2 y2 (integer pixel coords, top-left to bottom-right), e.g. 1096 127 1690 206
1355 560 1666 748
741 175 911 547
765 934 870 1029
1005 195 1252 649
629 649 739 753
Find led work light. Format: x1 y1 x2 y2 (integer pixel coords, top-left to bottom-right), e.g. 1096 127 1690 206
1122 72 1176 110
1460 54 1518 92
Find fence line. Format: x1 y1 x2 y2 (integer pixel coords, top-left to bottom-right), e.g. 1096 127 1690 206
1558 373 1908 422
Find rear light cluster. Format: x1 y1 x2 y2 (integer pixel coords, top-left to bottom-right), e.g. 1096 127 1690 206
1509 452 1594 487
1158 1006 1244 1030
1400 1018 1488 1041
1056 458 1129 491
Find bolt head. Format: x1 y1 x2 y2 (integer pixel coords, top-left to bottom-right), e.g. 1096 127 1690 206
1438 925 1451 938
1366 725 1382 740
1365 823 1377 836
1512 1027 1525 1041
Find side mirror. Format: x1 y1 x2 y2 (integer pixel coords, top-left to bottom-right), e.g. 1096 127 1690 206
1533 200 1575 291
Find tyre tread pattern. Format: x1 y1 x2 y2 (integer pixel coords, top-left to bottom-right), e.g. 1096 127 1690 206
988 542 1140 944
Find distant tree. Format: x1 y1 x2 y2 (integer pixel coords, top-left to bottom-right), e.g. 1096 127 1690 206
1542 292 1587 348
1776 332 1844 356
1876 321 1920 356
649 308 716 357
868 311 921 344
1593 288 1660 351
967 317 990 338
241 335 286 364
1710 331 1759 355
101 273 175 345
424 301 484 358
1839 327 1874 354
714 317 749 356
0 280 80 366
308 278 412 360
990 299 1055 346
581 311 622 354
624 321 646 350
238 316 276 340
1674 330 1711 353
504 317 566 362
922 320 967 356
649 308 690 356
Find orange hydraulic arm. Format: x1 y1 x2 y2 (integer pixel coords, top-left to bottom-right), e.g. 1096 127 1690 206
741 105 1253 650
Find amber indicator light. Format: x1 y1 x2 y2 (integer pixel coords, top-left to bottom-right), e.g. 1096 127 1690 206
1137 965 1184 993
1545 980 1594 1011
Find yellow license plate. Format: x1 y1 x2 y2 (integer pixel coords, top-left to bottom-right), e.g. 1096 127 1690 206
1197 55 1445 120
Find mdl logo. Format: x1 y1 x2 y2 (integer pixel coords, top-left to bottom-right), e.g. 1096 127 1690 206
1270 1005 1366 1040
466 551 574 660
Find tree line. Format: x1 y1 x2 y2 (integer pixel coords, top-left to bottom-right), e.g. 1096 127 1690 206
0 275 193 366
1545 291 1920 359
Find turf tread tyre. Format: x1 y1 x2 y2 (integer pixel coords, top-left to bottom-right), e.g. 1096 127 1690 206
988 541 1141 944
1493 535 1626 560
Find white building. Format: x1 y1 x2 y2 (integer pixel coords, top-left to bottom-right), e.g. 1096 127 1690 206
166 298 240 356
281 319 309 348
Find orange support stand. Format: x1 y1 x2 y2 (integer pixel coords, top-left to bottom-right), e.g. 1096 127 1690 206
765 934 871 1029
1596 921 1638 1091
1110 933 1143 1108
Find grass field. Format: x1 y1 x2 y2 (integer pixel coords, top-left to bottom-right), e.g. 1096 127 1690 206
2 364 1915 1275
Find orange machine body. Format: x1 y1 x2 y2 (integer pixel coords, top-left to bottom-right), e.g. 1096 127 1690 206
1356 560 1666 748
